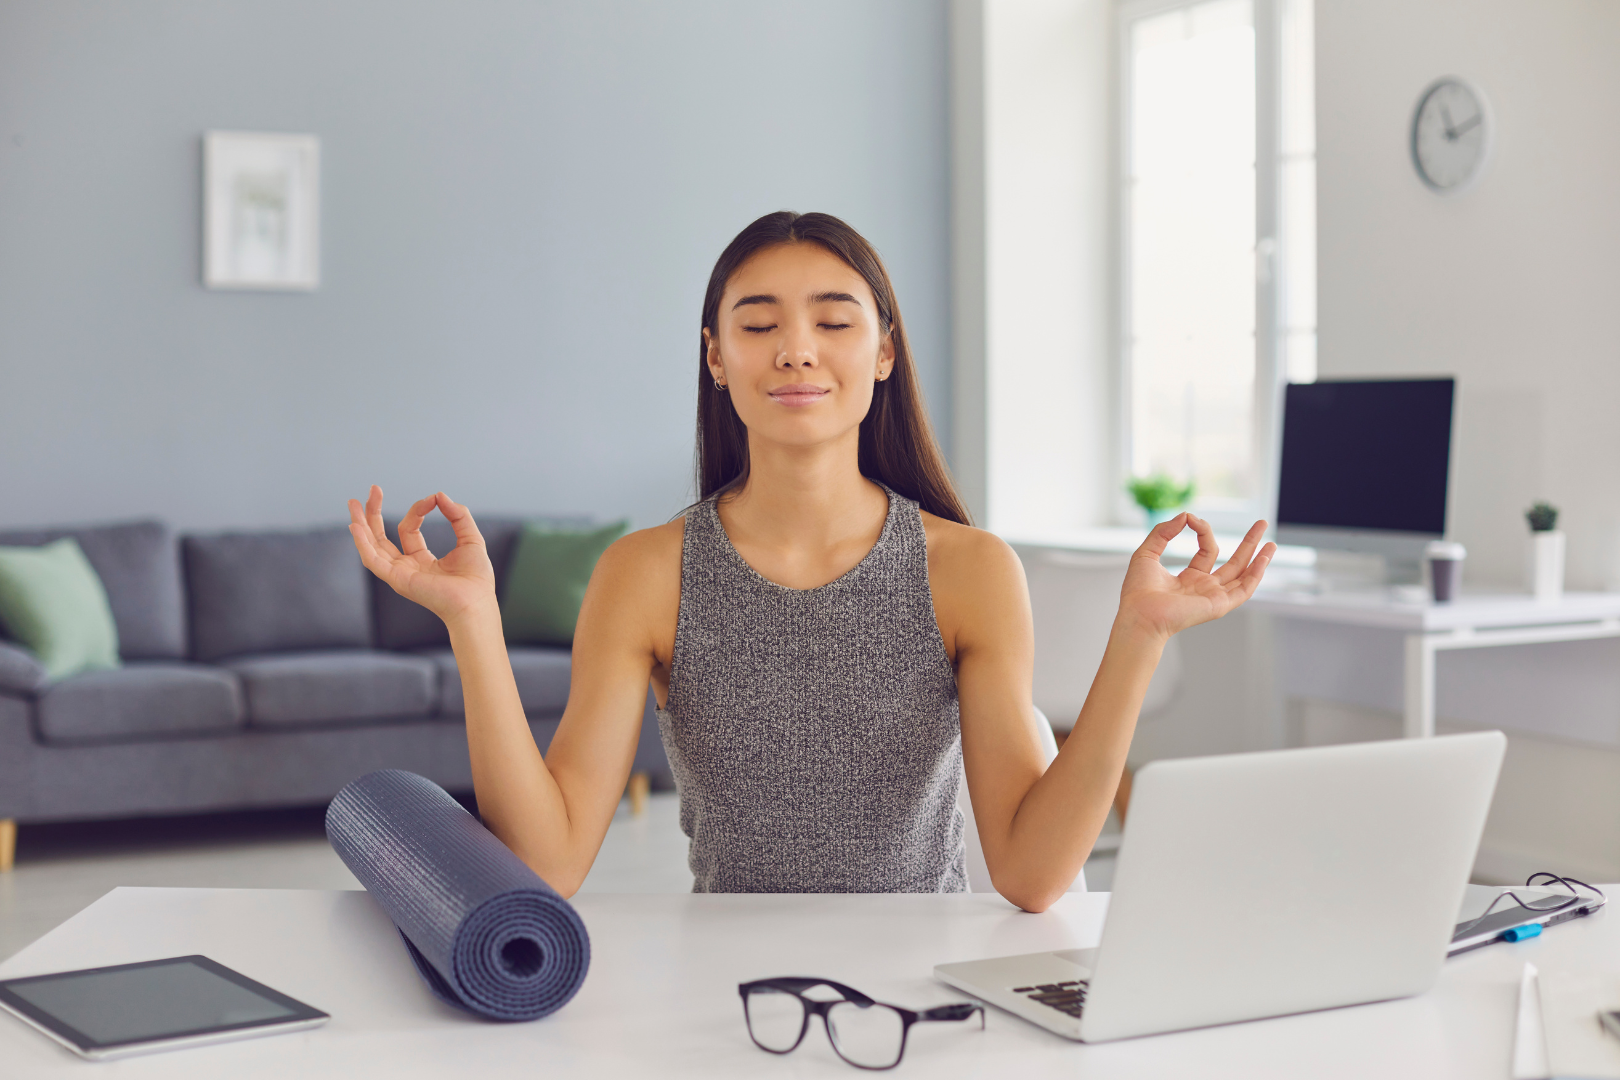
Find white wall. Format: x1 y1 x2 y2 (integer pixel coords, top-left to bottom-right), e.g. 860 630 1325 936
989 0 1620 882
1316 0 1620 590
1306 0 1620 881
0 0 953 533
952 0 1115 534
985 0 1116 537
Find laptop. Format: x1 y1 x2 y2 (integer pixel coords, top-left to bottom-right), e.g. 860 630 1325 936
935 731 1506 1043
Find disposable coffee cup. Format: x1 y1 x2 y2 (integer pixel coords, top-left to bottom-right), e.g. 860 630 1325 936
1426 540 1467 603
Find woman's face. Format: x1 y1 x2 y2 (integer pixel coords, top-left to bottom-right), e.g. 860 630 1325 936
705 242 894 452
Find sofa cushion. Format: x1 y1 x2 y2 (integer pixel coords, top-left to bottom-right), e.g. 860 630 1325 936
0 538 122 681
35 662 244 745
0 640 48 697
501 520 629 646
370 515 523 651
424 646 571 717
0 521 186 660
185 526 371 662
228 650 438 728
372 515 594 651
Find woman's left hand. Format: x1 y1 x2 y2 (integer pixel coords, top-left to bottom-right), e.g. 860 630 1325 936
1117 514 1275 642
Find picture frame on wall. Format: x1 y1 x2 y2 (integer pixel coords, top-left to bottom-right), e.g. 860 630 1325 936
203 131 320 290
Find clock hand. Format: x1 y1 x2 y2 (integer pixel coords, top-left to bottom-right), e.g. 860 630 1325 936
1451 113 1482 138
1440 102 1457 140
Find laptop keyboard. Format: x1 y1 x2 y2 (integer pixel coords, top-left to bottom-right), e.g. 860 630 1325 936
1011 980 1088 1018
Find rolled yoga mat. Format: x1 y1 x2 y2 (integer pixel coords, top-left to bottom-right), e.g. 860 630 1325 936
326 769 591 1021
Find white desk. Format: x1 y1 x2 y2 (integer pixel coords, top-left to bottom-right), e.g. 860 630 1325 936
3 886 1615 1078
1247 589 1620 738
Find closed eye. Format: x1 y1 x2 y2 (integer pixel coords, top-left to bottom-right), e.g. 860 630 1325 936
741 324 778 334
818 323 853 330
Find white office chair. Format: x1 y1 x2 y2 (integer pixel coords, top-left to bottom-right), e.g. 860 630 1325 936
957 706 1087 894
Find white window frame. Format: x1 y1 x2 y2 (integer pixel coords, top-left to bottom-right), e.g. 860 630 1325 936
1114 0 1310 533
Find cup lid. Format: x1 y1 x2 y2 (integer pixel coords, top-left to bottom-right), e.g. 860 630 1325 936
1426 540 1467 559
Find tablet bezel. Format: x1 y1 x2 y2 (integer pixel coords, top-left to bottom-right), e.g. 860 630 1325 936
0 954 329 1060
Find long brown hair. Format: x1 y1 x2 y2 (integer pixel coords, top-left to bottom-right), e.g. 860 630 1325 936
695 211 971 526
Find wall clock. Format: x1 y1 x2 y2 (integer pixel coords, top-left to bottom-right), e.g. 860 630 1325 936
1410 77 1492 194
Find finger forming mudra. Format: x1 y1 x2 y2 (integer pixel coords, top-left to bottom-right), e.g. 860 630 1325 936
347 485 497 625
1119 512 1277 640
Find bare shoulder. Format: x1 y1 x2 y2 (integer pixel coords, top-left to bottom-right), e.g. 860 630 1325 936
919 511 1029 659
592 518 684 591
577 518 684 660
919 510 1025 591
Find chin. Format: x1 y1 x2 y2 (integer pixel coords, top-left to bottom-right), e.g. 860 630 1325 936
746 417 860 449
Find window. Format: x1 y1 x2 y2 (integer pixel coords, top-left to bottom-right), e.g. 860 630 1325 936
1278 0 1316 387
1119 0 1315 527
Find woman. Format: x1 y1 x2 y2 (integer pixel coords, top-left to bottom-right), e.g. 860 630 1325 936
348 211 1274 913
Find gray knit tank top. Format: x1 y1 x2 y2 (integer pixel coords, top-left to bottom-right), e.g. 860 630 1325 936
655 486 968 893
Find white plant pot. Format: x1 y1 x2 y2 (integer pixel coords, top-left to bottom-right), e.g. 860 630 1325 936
1530 530 1565 602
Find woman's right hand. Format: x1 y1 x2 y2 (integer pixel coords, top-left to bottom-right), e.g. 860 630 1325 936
348 485 497 627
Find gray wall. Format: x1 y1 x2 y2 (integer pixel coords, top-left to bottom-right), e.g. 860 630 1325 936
0 0 952 532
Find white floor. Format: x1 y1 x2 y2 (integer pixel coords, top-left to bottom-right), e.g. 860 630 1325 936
0 794 1119 963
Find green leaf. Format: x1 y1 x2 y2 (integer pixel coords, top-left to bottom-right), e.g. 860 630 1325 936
1126 473 1196 512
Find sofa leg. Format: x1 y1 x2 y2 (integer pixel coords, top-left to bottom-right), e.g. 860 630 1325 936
0 818 15 872
627 772 650 817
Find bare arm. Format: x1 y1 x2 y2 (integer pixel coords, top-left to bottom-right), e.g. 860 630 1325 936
348 487 673 895
939 513 1274 913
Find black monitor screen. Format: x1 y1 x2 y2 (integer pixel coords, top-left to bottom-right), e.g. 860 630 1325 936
1276 379 1454 535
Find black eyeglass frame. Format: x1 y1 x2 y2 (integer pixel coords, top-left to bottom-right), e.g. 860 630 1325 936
738 976 985 1071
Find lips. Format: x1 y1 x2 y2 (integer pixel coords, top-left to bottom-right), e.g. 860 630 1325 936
768 384 830 407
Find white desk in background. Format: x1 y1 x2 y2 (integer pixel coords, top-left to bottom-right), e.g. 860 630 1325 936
1246 589 1620 739
2 886 1615 1078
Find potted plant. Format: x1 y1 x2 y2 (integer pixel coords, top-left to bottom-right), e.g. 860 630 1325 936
1525 501 1563 602
1128 474 1195 530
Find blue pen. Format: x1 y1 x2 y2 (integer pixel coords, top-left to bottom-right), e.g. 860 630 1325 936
1501 923 1542 943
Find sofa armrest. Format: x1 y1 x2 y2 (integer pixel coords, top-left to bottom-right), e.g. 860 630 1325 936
0 692 36 818
0 641 47 697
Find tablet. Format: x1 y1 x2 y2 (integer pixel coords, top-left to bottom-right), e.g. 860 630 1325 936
1448 890 1608 956
0 955 329 1060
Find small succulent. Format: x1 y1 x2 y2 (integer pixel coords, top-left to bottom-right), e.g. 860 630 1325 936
1525 502 1559 532
1127 474 1196 513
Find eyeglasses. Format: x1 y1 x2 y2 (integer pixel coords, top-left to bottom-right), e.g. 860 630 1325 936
739 977 985 1071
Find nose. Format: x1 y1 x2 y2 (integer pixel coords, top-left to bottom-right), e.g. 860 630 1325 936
776 320 818 370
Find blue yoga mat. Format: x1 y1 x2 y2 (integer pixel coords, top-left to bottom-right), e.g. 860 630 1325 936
326 769 591 1021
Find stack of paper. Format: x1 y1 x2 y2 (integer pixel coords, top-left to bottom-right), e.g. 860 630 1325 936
1514 964 1620 1080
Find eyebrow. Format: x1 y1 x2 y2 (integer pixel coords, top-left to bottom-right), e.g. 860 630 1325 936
730 291 864 311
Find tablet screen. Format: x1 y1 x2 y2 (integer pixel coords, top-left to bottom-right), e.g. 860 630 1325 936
0 956 325 1052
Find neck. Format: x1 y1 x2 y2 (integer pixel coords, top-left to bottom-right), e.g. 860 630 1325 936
723 429 886 548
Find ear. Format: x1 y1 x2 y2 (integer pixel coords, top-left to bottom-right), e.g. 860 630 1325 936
703 327 726 385
876 331 896 381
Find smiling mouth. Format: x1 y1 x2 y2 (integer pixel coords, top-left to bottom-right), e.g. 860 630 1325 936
768 386 830 407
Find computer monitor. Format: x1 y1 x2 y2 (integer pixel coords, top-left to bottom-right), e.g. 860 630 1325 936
1274 378 1455 573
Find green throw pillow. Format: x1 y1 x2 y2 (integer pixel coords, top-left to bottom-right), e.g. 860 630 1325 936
0 538 122 681
501 520 630 646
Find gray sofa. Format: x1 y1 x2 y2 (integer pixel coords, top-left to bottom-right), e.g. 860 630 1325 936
0 517 669 849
